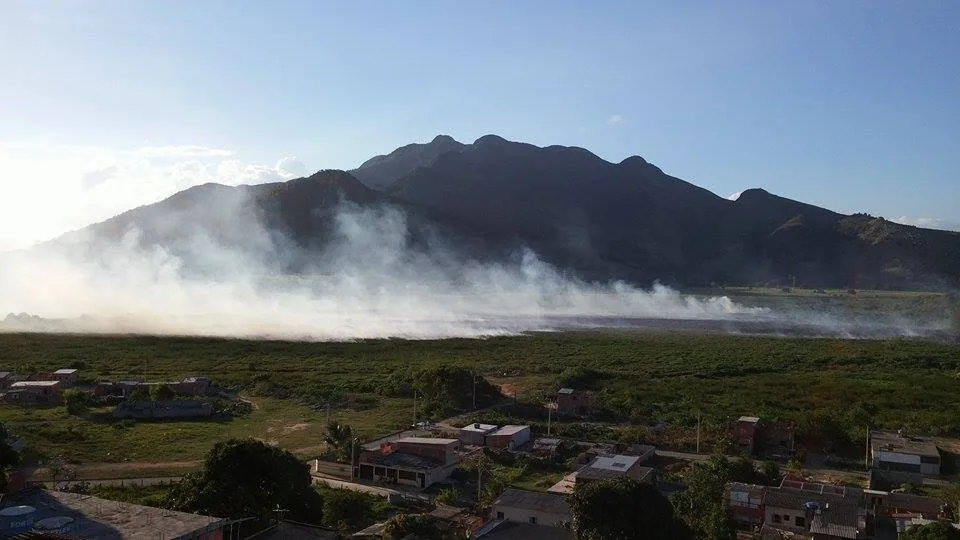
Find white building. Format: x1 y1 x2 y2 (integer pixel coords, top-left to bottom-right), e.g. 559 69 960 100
460 423 498 446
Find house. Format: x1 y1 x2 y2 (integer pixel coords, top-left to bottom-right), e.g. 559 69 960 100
460 423 498 446
0 372 12 389
174 376 213 396
51 368 79 387
357 437 459 489
869 429 940 483
763 479 866 539
2 380 63 405
862 490 947 519
623 443 656 463
733 416 796 457
490 488 571 527
486 425 531 450
531 437 564 459
556 388 596 417
727 482 766 525
575 454 655 484
734 416 760 455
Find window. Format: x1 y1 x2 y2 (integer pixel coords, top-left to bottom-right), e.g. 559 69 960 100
496 512 504 519
773 514 781 524
529 517 538 524
796 517 805 527
783 515 790 523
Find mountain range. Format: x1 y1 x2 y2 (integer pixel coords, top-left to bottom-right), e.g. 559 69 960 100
54 135 960 290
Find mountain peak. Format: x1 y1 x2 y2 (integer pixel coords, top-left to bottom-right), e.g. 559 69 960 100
473 134 509 146
431 134 459 145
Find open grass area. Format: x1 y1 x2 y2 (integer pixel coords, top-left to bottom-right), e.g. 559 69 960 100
2 330 960 464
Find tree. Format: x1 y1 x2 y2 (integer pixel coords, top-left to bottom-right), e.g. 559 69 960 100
413 366 501 418
671 456 736 540
324 423 359 463
149 383 176 401
0 422 21 493
127 386 149 402
900 521 960 540
63 388 88 416
570 477 692 540
760 461 782 486
381 513 463 540
321 487 376 532
165 439 323 531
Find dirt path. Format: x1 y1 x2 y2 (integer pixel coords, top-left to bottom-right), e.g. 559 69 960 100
31 460 201 481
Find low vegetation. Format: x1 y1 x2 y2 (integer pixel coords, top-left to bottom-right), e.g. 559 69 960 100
0 330 958 464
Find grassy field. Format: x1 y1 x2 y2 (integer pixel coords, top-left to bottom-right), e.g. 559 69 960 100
1 330 960 465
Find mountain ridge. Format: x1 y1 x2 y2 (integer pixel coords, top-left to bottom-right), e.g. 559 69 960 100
46 135 960 290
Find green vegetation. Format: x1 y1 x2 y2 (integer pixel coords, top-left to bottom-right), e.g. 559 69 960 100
382 513 463 540
569 477 691 539
1 331 959 464
671 455 781 540
317 485 393 533
86 483 173 507
899 520 960 540
0 422 21 492
165 439 323 534
63 388 89 416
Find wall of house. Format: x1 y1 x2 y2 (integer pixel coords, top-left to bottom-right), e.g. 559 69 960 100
492 504 570 527
394 441 455 464
764 505 810 531
459 430 487 446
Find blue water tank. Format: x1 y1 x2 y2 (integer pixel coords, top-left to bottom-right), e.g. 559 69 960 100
0 505 37 534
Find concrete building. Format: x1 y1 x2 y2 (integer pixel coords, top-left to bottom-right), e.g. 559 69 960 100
487 425 531 450
727 482 766 525
733 416 796 457
2 381 62 405
460 423 498 446
357 437 459 489
576 454 655 484
869 429 941 482
51 369 79 387
490 488 571 527
556 388 596 417
531 438 564 458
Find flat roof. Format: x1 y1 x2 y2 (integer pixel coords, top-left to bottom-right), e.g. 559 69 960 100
396 437 458 445
476 520 574 540
577 455 652 481
558 388 574 394
5 489 222 539
10 381 60 387
53 369 78 374
461 424 498 433
492 488 570 516
490 425 529 436
870 430 939 458
739 416 760 423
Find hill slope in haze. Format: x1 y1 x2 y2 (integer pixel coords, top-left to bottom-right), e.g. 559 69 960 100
53 135 960 290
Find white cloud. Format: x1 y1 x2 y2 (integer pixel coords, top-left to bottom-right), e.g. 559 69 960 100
727 190 743 201
607 114 625 125
0 142 308 251
892 216 960 232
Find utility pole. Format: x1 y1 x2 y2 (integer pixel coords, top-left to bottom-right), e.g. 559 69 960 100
696 411 702 455
547 402 555 436
412 390 417 427
325 401 331 429
472 371 478 410
350 437 357 480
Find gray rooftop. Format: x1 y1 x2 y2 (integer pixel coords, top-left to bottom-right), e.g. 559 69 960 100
576 454 641 481
492 488 570 517
870 430 940 458
476 520 573 539
4 489 222 539
809 507 860 539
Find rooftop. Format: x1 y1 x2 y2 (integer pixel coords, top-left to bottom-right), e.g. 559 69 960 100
461 423 498 433
809 507 860 539
4 489 223 539
870 430 940 458
490 425 529 436
491 488 570 516
396 437 458 446
886 493 946 516
361 451 443 471
10 381 60 388
739 416 760 423
53 369 78 375
764 487 860 511
577 455 653 482
558 388 574 394
476 520 573 540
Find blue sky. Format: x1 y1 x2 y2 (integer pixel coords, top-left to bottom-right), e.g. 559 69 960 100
0 1 958 249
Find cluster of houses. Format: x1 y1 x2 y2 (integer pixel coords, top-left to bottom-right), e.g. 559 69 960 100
0 366 220 420
0 369 79 405
728 476 951 539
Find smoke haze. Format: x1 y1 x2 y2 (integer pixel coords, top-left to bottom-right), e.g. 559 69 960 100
0 192 951 341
